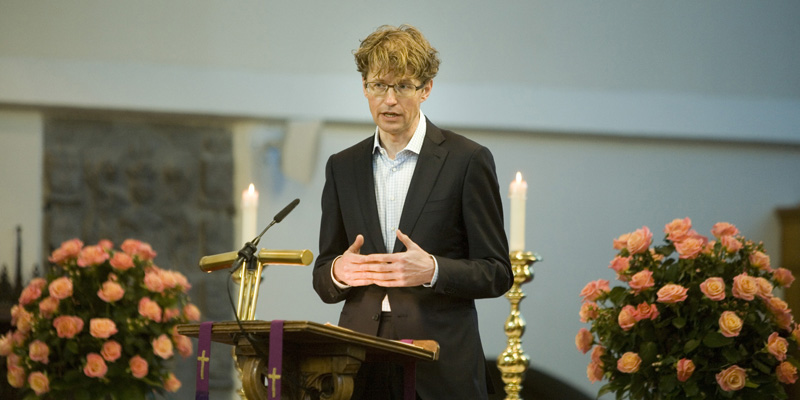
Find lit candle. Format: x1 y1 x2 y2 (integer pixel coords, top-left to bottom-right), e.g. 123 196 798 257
509 172 527 251
241 183 259 242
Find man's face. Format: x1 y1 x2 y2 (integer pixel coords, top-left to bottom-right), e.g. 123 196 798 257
363 71 432 139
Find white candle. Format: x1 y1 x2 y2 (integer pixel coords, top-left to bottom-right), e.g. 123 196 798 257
509 172 527 251
241 183 259 242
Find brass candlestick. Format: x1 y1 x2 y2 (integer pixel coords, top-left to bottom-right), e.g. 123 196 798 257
497 250 540 400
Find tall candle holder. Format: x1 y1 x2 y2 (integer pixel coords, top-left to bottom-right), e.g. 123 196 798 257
497 250 540 400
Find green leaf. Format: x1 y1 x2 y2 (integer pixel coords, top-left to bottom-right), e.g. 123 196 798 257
672 317 687 329
703 331 734 348
684 339 700 353
640 341 658 365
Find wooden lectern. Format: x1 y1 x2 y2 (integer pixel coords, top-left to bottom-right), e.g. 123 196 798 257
178 320 439 400
184 248 439 399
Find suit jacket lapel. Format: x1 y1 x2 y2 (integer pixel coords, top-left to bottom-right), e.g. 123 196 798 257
352 137 388 254
394 120 448 252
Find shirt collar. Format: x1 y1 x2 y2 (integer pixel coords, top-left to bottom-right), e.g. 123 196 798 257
372 111 427 155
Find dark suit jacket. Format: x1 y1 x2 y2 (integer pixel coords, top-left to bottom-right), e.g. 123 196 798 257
313 119 512 399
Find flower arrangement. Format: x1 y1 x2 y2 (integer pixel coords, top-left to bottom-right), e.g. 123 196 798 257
0 238 201 399
576 218 799 399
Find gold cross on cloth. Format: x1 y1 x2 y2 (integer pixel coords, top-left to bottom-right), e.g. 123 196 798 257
197 350 210 379
268 367 281 398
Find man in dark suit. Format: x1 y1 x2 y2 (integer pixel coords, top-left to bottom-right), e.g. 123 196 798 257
313 24 512 399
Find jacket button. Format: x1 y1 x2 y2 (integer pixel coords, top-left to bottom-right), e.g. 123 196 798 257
372 313 380 321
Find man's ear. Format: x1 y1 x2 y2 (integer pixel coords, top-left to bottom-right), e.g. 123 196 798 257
420 79 433 102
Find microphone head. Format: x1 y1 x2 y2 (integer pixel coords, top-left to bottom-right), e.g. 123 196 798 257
273 198 300 223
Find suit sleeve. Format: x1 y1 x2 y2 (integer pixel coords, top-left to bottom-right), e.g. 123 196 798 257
312 156 351 303
431 146 513 299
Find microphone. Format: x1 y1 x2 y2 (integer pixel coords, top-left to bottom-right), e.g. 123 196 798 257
232 198 301 272
273 198 300 224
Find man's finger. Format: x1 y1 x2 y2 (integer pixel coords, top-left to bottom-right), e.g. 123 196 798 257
395 229 420 250
347 234 365 254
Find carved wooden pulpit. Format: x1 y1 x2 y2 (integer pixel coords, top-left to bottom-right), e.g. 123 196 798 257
178 320 439 400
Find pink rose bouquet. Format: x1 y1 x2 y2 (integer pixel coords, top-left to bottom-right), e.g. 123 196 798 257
0 238 201 399
576 218 799 399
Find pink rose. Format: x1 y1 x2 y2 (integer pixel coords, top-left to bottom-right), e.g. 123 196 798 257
174 334 193 357
775 311 794 332
732 273 757 301
629 270 654 294
767 332 788 361
14 308 33 333
635 302 659 321
580 279 611 302
656 284 688 303
97 239 113 250
129 355 149 378
749 250 771 270
754 277 773 298
575 328 593 354
587 361 604 383
164 307 181 321
719 311 743 338
184 304 201 322
579 301 599 323
773 268 795 288
90 318 118 339
7 365 26 388
77 244 110 267
28 371 50 395
591 345 605 364
612 233 630 250
664 217 692 242
138 297 162 322
711 222 739 238
700 277 726 301
164 372 182 392
48 276 74 300
53 315 84 339
48 238 83 264
121 239 157 261
617 305 637 331
674 237 705 260
97 280 125 303
677 358 695 382
144 269 166 293
152 334 174 359
38 296 60 318
101 340 122 362
617 352 641 373
793 324 800 344
777 361 798 384
0 332 12 356
18 283 42 306
84 353 108 378
720 235 743 254
608 256 630 277
626 226 652 255
716 365 746 391
28 340 50 364
109 252 135 271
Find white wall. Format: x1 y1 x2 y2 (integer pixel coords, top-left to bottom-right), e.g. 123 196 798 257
2 1 800 398
0 110 43 282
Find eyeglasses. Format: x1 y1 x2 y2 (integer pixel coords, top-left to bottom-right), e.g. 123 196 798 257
364 82 425 97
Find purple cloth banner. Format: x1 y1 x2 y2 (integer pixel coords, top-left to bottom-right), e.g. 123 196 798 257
400 339 417 400
267 320 285 400
195 321 213 400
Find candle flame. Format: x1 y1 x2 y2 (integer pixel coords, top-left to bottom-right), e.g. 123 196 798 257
248 183 255 194
515 171 522 183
